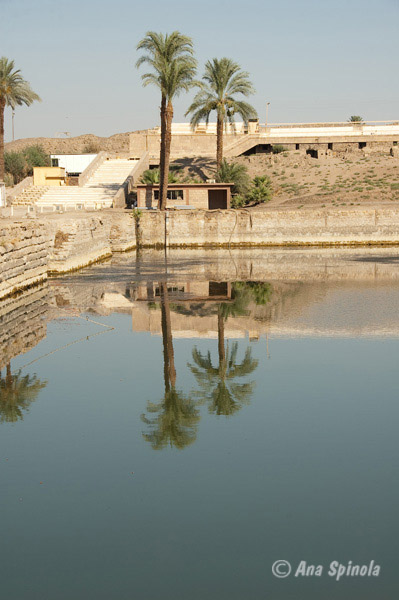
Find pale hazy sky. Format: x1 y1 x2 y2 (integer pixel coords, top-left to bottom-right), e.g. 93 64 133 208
1 0 398 142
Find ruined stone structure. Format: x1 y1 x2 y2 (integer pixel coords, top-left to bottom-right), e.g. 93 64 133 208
130 121 399 161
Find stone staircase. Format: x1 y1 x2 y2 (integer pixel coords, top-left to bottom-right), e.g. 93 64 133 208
224 135 262 158
12 158 137 210
12 186 50 206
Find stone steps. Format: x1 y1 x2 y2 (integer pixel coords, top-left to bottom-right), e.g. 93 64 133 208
12 158 137 210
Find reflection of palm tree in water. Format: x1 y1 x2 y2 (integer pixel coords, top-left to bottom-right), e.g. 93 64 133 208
189 343 258 416
141 282 200 450
188 283 266 416
0 363 47 423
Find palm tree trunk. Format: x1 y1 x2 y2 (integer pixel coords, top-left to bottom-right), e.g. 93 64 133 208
216 114 224 171
217 309 226 365
160 282 176 391
159 101 174 211
159 95 167 210
6 362 12 386
0 99 5 182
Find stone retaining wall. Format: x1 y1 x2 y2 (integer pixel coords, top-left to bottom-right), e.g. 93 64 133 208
2 207 399 290
0 221 49 299
0 285 48 369
137 207 399 247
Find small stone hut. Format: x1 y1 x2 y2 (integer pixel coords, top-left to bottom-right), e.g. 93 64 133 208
136 183 233 210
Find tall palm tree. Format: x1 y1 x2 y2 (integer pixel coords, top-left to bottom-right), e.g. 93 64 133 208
0 363 47 423
136 32 197 210
141 282 200 449
185 57 257 169
0 57 41 182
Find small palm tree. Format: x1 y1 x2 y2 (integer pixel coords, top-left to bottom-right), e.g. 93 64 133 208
216 159 251 195
185 57 257 169
136 32 198 210
0 57 41 182
140 167 180 185
348 115 364 123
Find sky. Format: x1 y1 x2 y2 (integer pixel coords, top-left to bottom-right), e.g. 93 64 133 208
1 0 399 141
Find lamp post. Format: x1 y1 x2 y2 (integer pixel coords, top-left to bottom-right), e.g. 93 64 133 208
265 102 270 129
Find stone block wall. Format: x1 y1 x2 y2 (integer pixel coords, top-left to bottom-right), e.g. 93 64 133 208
136 207 399 247
0 221 49 299
0 285 48 370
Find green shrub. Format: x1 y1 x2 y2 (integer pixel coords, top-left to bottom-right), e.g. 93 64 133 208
4 151 26 184
230 194 247 208
272 145 287 154
247 175 272 205
23 145 50 174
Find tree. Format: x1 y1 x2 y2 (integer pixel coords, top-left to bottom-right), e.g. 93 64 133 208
23 145 50 174
4 151 25 184
0 57 40 182
0 363 47 423
136 32 197 210
185 57 257 169
348 116 364 123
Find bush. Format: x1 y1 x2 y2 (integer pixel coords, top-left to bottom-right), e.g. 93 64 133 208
272 145 287 154
246 175 272 205
230 194 247 208
83 142 101 154
4 151 26 184
3 172 14 187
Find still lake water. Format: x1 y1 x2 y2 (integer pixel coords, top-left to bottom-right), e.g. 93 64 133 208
1 248 399 600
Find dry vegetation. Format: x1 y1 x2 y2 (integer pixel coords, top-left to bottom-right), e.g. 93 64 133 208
172 151 399 209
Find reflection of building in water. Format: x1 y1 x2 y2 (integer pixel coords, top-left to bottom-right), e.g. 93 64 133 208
0 285 49 370
133 281 232 302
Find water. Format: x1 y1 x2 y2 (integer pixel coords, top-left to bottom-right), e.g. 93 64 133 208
1 248 399 600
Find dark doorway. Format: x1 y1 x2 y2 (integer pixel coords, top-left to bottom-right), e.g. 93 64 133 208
328 143 333 150
306 148 318 159
208 189 227 209
242 144 273 155
359 142 367 149
209 281 229 297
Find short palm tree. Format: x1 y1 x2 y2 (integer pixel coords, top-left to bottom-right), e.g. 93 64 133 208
348 115 364 123
185 57 257 169
136 32 197 210
0 57 41 182
215 159 251 195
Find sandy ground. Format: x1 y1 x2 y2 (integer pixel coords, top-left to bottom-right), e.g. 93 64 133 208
172 151 399 209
